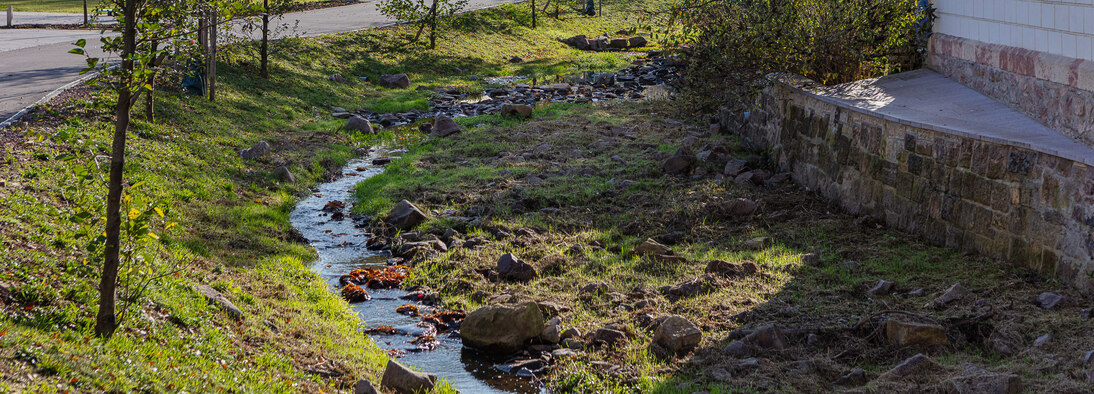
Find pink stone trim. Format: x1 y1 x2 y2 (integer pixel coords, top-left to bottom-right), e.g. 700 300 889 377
929 33 1094 92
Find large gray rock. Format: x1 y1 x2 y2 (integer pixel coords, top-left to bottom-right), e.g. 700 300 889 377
722 198 758 216
649 315 702 358
430 115 461 138
629 36 648 47
380 359 436 394
196 285 244 320
633 238 673 256
934 283 968 307
387 200 429 230
876 353 941 382
272 166 296 183
946 364 1021 394
497 253 536 282
609 38 630 48
239 141 271 160
345 115 375 134
541 317 561 344
723 158 747 176
353 379 378 394
662 148 696 175
460 302 545 353
1036 292 1067 309
705 260 758 278
501 104 533 118
379 73 411 89
591 327 627 346
563 34 590 50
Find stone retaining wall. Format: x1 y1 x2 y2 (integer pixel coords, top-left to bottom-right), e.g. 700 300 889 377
742 77 1094 294
928 33 1094 149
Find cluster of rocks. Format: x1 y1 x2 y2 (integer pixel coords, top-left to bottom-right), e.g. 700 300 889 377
458 300 704 379
236 140 296 183
559 33 649 51
336 54 685 130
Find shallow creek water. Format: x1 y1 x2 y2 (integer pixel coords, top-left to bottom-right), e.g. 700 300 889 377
288 148 544 393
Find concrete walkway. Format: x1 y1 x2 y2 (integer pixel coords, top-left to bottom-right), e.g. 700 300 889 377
802 69 1094 166
0 0 520 124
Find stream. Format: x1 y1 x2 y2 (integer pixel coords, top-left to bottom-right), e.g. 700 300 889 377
288 147 545 393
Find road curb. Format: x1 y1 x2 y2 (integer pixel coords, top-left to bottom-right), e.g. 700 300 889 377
0 70 100 130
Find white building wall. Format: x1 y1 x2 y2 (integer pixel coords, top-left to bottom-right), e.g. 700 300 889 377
932 0 1094 60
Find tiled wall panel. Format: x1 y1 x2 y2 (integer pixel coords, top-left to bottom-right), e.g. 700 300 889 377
933 0 1094 60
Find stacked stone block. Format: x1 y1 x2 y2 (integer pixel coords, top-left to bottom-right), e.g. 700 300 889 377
745 81 1094 294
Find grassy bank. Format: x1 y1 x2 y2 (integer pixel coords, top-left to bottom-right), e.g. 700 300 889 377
0 1 661 391
352 99 1093 392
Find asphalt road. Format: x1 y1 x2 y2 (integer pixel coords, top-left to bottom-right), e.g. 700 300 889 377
0 0 521 123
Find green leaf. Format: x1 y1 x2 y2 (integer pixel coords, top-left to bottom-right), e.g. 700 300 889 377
69 48 85 55
74 39 86 48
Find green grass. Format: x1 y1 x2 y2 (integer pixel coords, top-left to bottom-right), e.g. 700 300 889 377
0 0 669 391
0 0 103 13
348 99 1093 392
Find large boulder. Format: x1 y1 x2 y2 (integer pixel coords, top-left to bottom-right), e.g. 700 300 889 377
562 34 590 50
723 158 747 176
649 315 702 358
353 379 378 394
379 73 411 89
380 359 436 394
609 38 630 48
629 36 648 47
387 200 429 230
933 283 968 307
705 260 758 278
344 115 374 134
946 364 1021 394
196 285 245 320
500 104 533 118
876 353 941 382
497 253 537 282
272 166 296 183
662 148 696 175
633 238 673 256
430 115 461 138
460 302 545 353
239 141 271 160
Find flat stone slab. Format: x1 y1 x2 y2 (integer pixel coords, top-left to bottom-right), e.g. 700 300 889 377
785 69 1094 166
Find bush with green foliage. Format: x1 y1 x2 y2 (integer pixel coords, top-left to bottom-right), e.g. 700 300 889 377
665 0 935 112
378 0 470 48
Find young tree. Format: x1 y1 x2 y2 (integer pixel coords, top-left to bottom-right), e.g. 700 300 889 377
377 0 468 49
75 0 251 338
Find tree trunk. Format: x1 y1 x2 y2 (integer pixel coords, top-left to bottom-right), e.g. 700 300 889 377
208 13 217 101
83 0 88 26
428 0 438 49
531 0 536 29
261 0 269 78
94 0 137 339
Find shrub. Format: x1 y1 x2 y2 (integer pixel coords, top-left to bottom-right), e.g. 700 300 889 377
666 0 935 112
